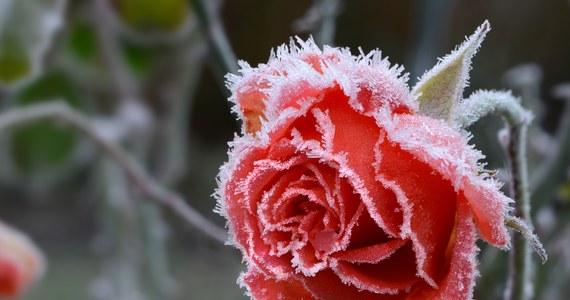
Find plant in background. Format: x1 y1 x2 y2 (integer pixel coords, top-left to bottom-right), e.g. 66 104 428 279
0 221 45 298
216 21 545 299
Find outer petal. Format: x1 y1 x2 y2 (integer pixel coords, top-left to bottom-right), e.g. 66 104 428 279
375 138 457 287
378 112 511 248
227 38 414 138
242 269 316 300
408 199 479 299
300 269 407 300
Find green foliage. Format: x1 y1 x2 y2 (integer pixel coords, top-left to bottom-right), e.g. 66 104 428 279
122 41 155 75
110 0 190 32
68 22 99 62
0 0 65 88
0 36 32 83
10 72 81 171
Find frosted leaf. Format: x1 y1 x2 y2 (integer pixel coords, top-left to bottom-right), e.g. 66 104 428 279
412 21 490 121
0 0 66 89
505 216 548 264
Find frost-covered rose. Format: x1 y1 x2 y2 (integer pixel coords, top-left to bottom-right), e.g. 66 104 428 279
216 25 512 299
0 221 45 298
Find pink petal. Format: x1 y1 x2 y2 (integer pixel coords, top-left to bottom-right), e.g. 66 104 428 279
332 241 420 294
378 112 511 248
333 239 407 264
375 138 458 286
242 269 317 300
300 269 407 300
308 87 404 237
408 199 479 299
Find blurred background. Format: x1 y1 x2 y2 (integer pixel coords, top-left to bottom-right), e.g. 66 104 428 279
0 0 569 299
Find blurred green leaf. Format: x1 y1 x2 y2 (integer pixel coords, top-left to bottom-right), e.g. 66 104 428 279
0 0 66 88
10 72 81 171
68 22 99 62
110 0 190 33
121 41 154 75
0 36 32 83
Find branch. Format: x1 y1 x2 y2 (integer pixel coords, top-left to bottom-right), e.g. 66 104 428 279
0 102 227 244
531 90 570 205
189 0 238 77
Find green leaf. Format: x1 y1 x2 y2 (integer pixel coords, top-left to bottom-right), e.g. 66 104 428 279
0 0 66 88
11 72 81 171
110 0 190 33
68 22 99 62
412 20 490 121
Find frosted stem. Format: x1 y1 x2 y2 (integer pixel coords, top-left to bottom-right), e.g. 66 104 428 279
453 90 531 129
505 107 534 300
456 90 543 300
0 102 227 244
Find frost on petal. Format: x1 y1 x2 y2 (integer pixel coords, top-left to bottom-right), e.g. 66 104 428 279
375 139 457 288
408 200 479 300
299 269 406 300
308 87 404 236
332 242 420 295
379 112 511 248
227 37 413 137
412 21 490 121
241 269 317 300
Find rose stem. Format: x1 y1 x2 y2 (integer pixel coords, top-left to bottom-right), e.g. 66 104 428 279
0 102 228 244
453 91 539 299
506 115 534 300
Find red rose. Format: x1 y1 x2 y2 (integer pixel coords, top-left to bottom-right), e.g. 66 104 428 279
216 37 511 299
0 221 45 298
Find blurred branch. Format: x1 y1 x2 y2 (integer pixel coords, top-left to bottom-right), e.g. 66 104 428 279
189 0 238 78
407 0 456 79
292 0 342 46
0 102 227 244
92 0 140 102
531 87 570 206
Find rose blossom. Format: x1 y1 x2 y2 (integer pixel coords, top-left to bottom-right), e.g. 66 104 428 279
0 221 45 298
216 32 512 299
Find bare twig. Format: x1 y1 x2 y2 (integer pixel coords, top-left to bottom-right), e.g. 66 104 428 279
92 0 140 102
292 0 342 46
0 102 227 244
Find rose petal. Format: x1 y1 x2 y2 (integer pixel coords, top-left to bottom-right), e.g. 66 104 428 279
309 88 403 237
376 139 457 287
344 207 392 250
333 239 407 264
300 269 407 300
242 269 317 300
331 241 420 295
378 113 511 248
408 199 479 299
